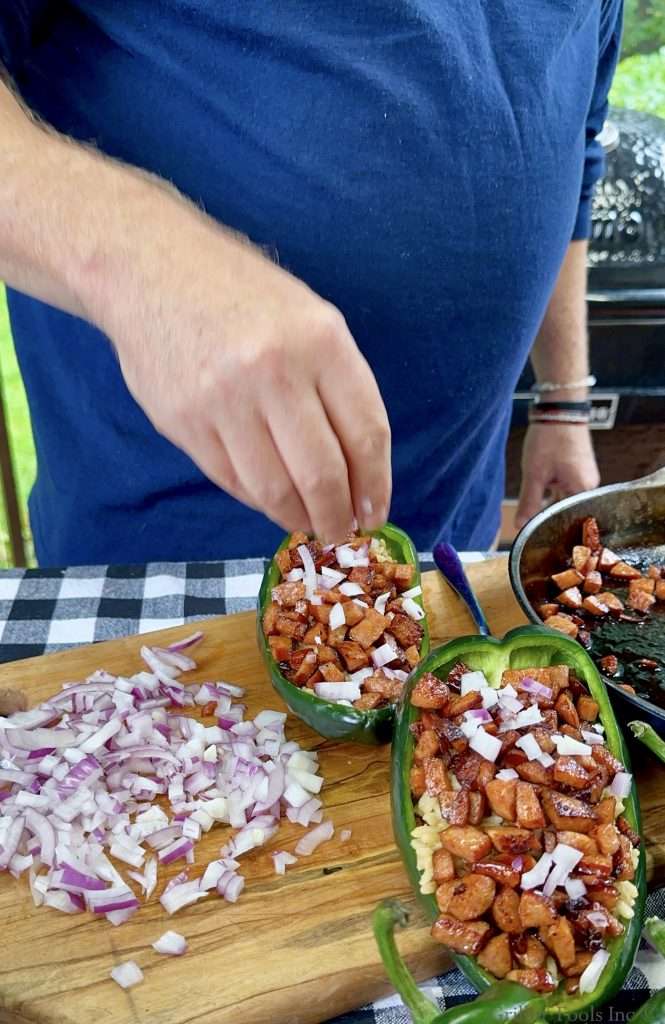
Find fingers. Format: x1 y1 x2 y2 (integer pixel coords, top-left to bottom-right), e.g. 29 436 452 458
265 388 356 543
316 324 392 530
216 413 313 534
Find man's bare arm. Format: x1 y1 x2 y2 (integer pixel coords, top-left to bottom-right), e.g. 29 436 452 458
515 240 600 528
0 81 392 541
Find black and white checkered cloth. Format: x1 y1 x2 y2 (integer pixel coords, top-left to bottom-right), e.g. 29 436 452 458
0 554 662 1021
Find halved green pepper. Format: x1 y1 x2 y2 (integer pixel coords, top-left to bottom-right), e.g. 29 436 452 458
391 625 647 1021
257 523 429 744
373 899 549 1024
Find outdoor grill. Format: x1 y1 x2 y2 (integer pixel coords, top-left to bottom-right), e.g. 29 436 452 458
505 106 665 528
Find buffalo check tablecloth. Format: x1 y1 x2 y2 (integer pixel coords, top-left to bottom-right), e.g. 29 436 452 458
0 554 662 1023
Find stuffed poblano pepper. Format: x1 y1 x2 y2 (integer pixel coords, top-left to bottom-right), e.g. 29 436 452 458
258 524 428 744
391 625 646 1019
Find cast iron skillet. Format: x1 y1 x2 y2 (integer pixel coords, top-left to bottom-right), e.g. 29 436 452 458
509 465 665 739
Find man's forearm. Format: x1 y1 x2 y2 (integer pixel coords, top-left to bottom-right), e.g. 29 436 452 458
529 240 590 402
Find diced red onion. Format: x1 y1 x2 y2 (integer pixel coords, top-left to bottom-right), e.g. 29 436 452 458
339 581 364 597
519 677 552 699
314 681 361 703
460 671 488 696
294 820 334 856
543 843 584 896
285 568 304 582
374 592 390 614
496 768 519 781
565 877 587 900
297 544 317 600
401 585 422 599
272 850 298 875
521 852 554 890
152 930 187 955
581 730 604 746
328 603 346 630
320 566 346 585
469 728 502 763
553 734 592 757
372 643 398 668
587 911 609 928
610 772 632 799
110 960 144 989
513 705 543 729
481 688 499 710
579 949 610 995
402 597 425 622
516 734 542 761
537 751 555 768
166 631 204 653
161 880 208 915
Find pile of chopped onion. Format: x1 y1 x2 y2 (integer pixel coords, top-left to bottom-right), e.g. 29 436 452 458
0 631 333 926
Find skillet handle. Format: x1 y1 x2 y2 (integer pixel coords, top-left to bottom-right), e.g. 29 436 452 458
432 542 492 636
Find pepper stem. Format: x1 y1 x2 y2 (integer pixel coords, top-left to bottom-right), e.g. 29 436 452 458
628 721 665 765
372 900 441 1024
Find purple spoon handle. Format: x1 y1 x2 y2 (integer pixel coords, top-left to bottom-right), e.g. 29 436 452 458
432 541 491 636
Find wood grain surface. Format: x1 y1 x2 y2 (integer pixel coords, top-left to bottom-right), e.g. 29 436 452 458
1 559 663 1024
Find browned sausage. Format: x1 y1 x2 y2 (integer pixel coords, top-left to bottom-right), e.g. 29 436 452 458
477 933 512 979
485 779 517 822
436 873 496 920
438 826 492 863
515 782 546 829
506 968 556 993
431 915 490 955
432 847 455 884
485 826 542 855
492 887 522 934
518 891 558 929
541 916 576 969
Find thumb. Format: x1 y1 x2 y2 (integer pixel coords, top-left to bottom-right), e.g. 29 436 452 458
515 473 547 531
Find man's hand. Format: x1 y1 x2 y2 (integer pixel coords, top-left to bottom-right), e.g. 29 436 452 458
0 82 391 543
515 423 600 529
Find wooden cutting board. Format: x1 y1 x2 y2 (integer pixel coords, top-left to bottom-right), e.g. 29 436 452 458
2 560 664 1024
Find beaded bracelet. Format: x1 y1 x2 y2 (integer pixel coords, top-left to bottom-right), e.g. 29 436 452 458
532 374 596 394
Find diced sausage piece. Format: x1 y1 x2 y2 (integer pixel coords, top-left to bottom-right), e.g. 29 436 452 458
572 545 592 572
390 613 423 650
595 796 616 825
586 555 599 572
556 832 599 855
485 827 541 855
445 691 483 717
598 546 620 570
578 853 613 877
582 518 601 553
591 745 624 776
321 587 344 605
492 887 522 934
393 564 416 590
630 577 656 595
439 789 470 827
276 613 307 640
439 718 468 754
292 650 318 685
577 695 599 722
532 728 556 753
593 823 620 856
582 596 609 617
512 934 548 969
336 641 370 672
275 548 293 575
617 815 641 848
647 565 663 579
439 826 492 863
599 654 619 677
347 566 374 589
613 835 636 881
485 778 517 822
303 623 326 645
268 635 292 661
431 915 490 955
468 791 486 826
287 530 309 550
432 847 456 884
450 750 484 789
551 569 584 590
610 561 642 580
311 603 331 624
318 662 346 682
506 969 556 993
271 581 306 607
436 873 496 920
404 645 420 668
585 879 619 910
558 586 583 609
562 951 594 979
515 761 554 786
555 691 580 728
542 790 597 833
503 665 569 695
363 674 403 701
628 588 655 613
474 856 520 888
415 729 441 763
424 757 451 797
553 756 591 791
583 571 603 595
542 916 576 969
597 592 624 612
409 765 426 797
317 645 339 665
656 580 665 601
340 602 365 628
544 614 578 639
348 608 390 649
477 933 513 979
516 782 546 829
411 672 450 709
263 602 280 635
353 692 383 710
518 891 558 929
538 603 560 620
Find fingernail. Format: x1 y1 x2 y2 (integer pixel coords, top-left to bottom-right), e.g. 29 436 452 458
361 498 373 520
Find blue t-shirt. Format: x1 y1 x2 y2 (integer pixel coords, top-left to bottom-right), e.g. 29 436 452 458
1 2 621 564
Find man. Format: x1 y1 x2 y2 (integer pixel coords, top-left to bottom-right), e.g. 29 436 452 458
0 2 611 565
